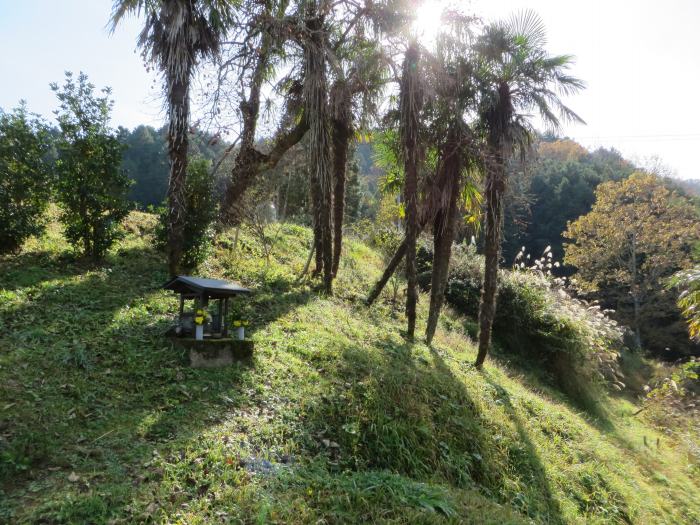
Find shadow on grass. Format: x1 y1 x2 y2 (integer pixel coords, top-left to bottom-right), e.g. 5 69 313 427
477 368 565 522
0 244 316 522
295 333 566 524
464 320 617 434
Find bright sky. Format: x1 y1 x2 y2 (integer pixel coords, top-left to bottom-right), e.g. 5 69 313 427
1 0 699 179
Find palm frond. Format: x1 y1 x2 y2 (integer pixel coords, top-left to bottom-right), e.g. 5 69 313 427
506 9 547 49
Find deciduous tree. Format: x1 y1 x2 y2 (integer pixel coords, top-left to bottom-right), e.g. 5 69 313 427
564 172 700 353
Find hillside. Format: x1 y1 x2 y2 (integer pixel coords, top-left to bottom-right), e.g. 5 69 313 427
1 213 699 524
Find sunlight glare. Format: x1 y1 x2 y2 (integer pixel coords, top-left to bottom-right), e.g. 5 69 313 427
413 0 446 43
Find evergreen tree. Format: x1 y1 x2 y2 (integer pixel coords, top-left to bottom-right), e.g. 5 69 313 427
0 103 53 253
51 72 131 260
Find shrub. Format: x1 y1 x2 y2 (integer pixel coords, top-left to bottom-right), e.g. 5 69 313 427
643 358 700 426
671 266 700 342
0 103 53 253
156 157 217 271
52 72 131 259
432 243 626 406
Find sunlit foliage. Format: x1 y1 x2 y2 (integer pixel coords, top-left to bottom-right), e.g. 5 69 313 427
565 172 700 356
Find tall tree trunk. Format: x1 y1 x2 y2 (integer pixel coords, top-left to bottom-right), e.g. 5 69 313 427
366 240 408 305
330 80 352 277
311 173 324 276
475 152 506 368
365 162 451 306
166 67 191 276
475 82 513 369
425 138 461 344
304 9 333 294
400 43 422 340
630 230 642 349
220 121 309 225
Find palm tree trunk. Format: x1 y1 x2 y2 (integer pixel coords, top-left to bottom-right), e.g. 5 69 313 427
365 164 450 306
330 134 348 277
311 174 324 276
330 81 352 277
166 67 190 276
304 9 333 294
400 43 422 340
425 149 461 345
475 155 506 368
366 240 408 305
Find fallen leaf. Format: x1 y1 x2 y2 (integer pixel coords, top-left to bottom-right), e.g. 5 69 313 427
68 472 80 482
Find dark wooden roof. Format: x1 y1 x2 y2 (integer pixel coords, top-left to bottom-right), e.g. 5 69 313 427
163 275 251 299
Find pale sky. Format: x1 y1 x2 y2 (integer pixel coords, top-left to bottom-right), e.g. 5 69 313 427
1 0 699 180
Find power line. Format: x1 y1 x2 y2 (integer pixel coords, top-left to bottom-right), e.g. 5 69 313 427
568 133 700 143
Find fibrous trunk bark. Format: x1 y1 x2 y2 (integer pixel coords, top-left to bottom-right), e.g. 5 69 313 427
365 161 451 306
166 67 191 276
475 153 506 368
304 9 333 294
400 43 422 340
311 172 324 276
475 81 513 369
425 135 461 345
330 80 352 277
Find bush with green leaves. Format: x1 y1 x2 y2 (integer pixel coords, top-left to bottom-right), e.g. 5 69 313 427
52 72 131 259
671 265 700 342
431 242 626 406
0 103 53 253
156 157 217 272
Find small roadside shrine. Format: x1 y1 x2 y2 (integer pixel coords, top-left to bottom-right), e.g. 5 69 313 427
163 275 254 367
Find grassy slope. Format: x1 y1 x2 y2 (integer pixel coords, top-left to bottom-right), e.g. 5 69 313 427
0 213 698 524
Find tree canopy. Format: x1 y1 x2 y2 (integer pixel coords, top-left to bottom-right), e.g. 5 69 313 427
564 172 700 357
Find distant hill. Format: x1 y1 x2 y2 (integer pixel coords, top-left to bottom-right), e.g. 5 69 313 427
676 178 700 197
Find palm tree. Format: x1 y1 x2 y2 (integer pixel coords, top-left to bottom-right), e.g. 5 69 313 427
424 122 465 344
303 1 389 290
110 0 232 276
329 49 386 277
473 11 584 368
399 40 424 339
365 17 483 319
420 16 482 345
303 2 334 294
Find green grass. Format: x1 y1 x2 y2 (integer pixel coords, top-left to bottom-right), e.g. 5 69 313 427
1 213 698 524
